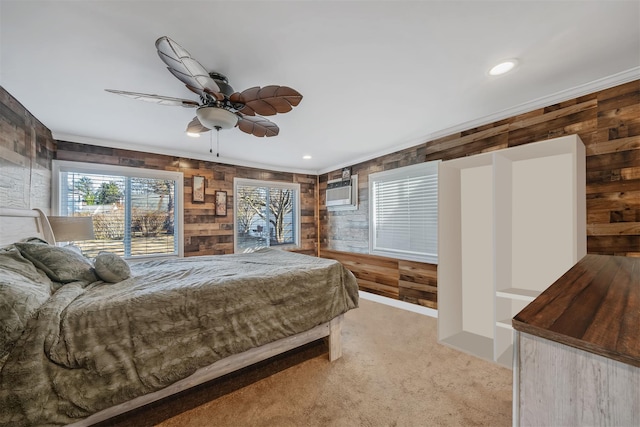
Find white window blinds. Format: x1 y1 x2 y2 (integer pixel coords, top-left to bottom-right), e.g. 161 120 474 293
53 160 183 259
369 161 439 263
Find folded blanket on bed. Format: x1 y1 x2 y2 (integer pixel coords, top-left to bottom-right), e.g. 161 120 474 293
0 248 358 426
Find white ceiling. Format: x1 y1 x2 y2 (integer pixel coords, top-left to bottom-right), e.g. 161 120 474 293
1 1 639 175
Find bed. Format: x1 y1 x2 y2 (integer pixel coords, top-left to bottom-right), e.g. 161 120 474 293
0 208 359 426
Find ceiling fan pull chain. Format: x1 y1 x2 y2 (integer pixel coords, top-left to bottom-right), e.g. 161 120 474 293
216 126 221 157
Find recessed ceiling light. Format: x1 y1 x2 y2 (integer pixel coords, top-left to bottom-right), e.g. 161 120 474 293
186 132 201 138
489 59 518 76
302 155 312 160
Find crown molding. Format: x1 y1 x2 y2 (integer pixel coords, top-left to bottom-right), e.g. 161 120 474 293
318 67 640 175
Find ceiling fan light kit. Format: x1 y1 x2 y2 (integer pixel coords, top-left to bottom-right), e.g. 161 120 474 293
106 36 302 140
196 106 238 130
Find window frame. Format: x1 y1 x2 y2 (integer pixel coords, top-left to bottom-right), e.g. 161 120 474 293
233 177 301 253
52 160 184 259
369 161 439 264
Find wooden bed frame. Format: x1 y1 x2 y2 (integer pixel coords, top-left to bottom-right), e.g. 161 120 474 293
0 208 344 426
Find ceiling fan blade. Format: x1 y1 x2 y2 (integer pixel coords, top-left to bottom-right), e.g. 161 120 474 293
155 36 222 98
231 86 259 102
236 114 280 137
185 116 211 134
230 86 303 117
105 89 199 107
229 92 255 115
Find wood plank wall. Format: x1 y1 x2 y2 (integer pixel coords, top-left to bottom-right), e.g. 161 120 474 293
320 80 640 309
54 141 318 257
322 249 438 308
0 87 56 211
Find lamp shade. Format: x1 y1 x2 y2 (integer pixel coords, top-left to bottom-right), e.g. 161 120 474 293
47 216 95 242
196 106 238 130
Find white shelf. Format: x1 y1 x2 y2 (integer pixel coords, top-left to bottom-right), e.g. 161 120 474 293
438 134 586 369
496 288 540 302
496 319 514 330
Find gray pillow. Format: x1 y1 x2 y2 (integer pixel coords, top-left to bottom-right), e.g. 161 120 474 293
94 252 130 283
0 245 53 283
15 242 97 284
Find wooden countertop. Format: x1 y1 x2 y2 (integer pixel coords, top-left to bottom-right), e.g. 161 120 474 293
513 254 639 368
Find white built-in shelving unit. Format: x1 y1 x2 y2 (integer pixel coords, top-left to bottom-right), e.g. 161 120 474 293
437 135 586 368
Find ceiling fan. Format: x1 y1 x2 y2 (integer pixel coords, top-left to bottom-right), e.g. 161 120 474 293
106 36 303 138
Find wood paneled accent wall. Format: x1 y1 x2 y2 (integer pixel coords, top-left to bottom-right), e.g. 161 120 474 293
320 80 640 308
55 141 318 257
0 87 56 211
322 249 438 308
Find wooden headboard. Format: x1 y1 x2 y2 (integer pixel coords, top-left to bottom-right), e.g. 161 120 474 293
0 208 56 246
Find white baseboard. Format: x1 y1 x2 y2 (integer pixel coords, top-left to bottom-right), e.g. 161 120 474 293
359 291 438 318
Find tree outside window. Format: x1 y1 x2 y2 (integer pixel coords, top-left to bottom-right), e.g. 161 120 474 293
59 169 179 258
235 179 299 253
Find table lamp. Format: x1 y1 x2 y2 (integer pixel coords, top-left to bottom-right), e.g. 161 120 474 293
47 216 95 245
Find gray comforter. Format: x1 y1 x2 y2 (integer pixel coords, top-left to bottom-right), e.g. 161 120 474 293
0 248 358 426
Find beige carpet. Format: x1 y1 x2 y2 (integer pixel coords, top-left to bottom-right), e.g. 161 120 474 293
104 298 512 426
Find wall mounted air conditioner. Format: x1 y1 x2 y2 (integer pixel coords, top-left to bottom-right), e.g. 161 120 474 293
326 175 358 210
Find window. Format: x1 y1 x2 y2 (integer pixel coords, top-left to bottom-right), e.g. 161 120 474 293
234 178 300 253
369 161 439 263
53 160 183 259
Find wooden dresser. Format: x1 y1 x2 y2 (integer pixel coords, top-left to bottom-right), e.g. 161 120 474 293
512 254 639 426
